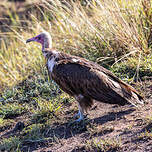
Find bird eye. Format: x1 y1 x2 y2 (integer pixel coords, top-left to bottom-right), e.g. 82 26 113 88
37 37 41 40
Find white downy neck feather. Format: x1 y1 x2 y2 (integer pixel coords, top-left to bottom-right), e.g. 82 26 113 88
48 57 56 73
46 51 59 73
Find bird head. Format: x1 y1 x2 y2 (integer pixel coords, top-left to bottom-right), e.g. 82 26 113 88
26 32 52 49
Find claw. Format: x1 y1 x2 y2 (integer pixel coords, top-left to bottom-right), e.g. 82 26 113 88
75 114 84 122
74 111 80 118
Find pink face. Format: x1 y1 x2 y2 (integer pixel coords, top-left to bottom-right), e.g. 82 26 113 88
26 34 44 44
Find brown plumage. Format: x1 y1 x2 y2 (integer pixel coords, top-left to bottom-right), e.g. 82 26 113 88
26 32 144 121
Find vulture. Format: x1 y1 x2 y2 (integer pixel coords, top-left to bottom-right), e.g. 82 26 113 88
26 32 144 122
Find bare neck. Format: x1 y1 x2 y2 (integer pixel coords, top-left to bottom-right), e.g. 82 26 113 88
42 48 59 59
42 42 51 50
42 35 52 50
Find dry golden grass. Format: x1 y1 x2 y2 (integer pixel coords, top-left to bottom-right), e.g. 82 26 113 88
0 0 151 91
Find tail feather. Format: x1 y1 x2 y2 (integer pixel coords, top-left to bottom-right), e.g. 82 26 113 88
129 92 144 107
119 81 144 106
107 72 144 106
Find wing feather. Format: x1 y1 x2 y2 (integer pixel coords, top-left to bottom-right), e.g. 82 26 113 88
51 58 143 105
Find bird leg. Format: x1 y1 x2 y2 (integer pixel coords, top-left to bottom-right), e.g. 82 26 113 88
74 110 80 118
74 95 85 122
74 95 93 122
75 103 84 122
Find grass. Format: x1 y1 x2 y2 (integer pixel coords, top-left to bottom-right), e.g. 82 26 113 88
0 0 152 92
0 102 26 119
30 97 63 124
0 68 64 118
0 118 14 131
111 55 152 82
0 0 152 151
87 136 122 151
138 130 152 140
22 123 48 142
0 136 21 151
0 124 49 151
0 70 67 151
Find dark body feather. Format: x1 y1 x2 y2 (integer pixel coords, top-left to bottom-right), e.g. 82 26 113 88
46 51 144 110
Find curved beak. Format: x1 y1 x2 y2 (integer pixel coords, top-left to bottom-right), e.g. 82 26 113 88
26 37 35 43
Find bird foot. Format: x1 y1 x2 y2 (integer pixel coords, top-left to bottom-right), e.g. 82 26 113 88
75 115 84 122
74 112 80 118
74 111 84 122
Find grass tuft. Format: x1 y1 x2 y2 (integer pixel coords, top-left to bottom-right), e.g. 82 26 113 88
0 136 21 151
87 136 122 151
0 102 25 119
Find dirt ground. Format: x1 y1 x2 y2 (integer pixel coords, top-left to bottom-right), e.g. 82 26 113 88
0 80 152 152
40 103 152 152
